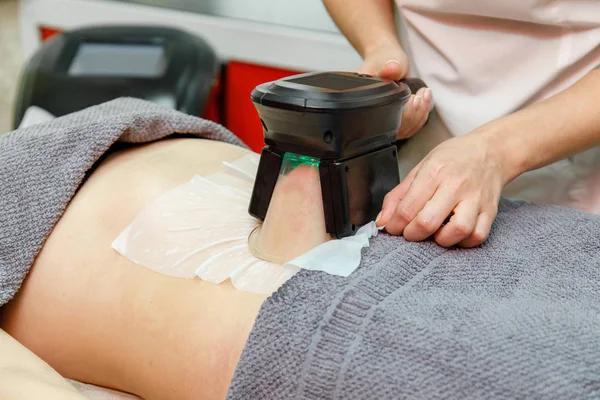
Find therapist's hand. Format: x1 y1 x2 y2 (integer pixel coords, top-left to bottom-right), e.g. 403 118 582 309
358 43 433 140
376 129 508 248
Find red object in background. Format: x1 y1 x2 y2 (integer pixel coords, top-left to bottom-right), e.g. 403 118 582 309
39 26 62 41
202 72 223 124
38 27 301 150
224 61 304 153
39 23 223 125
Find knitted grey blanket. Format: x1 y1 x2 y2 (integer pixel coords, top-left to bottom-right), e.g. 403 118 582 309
2 98 599 398
0 98 244 307
228 200 600 399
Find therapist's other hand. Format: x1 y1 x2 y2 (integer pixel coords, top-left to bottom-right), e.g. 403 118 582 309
358 44 433 140
377 132 506 248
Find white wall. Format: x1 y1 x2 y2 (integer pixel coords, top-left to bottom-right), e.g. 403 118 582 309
19 0 362 72
111 0 340 33
0 0 23 133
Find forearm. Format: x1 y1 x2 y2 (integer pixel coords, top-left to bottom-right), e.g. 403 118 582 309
323 0 401 57
481 69 600 183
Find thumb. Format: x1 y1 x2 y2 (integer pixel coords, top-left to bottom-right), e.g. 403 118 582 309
358 59 407 81
378 60 407 81
357 60 379 77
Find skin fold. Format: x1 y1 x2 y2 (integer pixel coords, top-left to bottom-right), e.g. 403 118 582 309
251 164 331 263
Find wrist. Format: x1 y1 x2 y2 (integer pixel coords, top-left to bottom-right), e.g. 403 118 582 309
473 118 530 185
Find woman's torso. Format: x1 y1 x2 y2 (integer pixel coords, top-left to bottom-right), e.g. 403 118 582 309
0 138 267 399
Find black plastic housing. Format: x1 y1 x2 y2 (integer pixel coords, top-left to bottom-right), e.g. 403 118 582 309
248 71 423 239
251 71 411 159
248 146 284 221
319 146 400 238
13 25 218 129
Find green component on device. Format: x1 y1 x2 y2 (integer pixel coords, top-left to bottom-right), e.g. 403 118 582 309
280 152 320 175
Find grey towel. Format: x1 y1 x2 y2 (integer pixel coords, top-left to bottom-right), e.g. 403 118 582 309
0 98 244 307
3 98 599 399
228 200 600 399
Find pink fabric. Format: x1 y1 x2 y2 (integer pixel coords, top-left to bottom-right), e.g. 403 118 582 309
394 0 600 211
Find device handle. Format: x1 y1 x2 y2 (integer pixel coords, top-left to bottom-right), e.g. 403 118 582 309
397 77 427 96
398 77 432 127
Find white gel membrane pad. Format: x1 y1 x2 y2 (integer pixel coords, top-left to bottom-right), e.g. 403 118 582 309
283 222 381 277
112 153 379 294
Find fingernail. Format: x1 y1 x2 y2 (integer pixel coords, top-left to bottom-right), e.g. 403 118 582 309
426 88 435 111
384 60 401 66
376 211 383 223
413 96 422 109
424 88 432 102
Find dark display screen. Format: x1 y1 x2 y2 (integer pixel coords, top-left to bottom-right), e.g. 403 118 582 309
68 43 166 77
